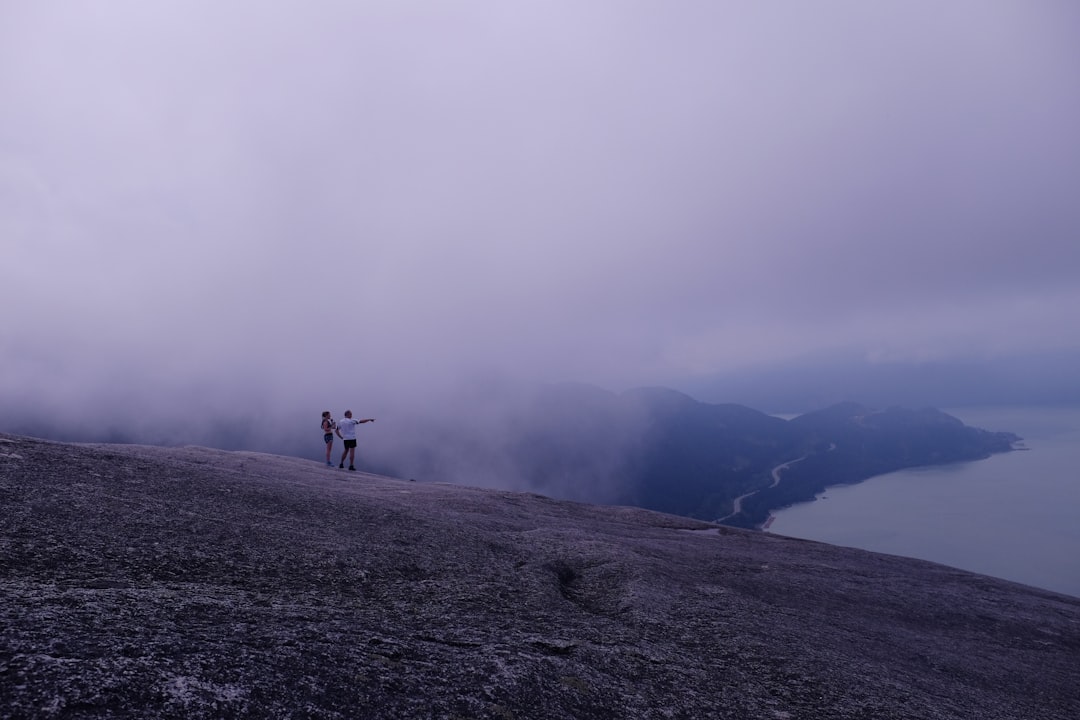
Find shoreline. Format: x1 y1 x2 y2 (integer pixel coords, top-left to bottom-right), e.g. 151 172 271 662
757 406 1080 598
759 443 1019 533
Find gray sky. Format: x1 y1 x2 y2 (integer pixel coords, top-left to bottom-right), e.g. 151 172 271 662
3 1 1080 432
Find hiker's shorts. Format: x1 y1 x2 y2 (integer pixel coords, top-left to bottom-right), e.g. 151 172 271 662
344 439 357 449
324 433 334 444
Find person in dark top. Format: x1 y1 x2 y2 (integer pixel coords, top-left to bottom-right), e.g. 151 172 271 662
320 411 336 467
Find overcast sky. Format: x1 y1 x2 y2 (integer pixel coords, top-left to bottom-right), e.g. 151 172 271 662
3 1 1079 433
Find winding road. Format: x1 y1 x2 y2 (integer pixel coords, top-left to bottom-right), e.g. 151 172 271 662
717 443 837 526
717 455 808 525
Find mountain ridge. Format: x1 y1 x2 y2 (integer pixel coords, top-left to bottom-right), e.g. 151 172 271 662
498 386 1020 527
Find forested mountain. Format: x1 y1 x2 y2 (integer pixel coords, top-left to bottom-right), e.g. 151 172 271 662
368 384 1019 528
620 391 1016 527
733 401 1019 527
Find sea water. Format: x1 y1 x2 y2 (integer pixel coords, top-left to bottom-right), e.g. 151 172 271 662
766 406 1080 598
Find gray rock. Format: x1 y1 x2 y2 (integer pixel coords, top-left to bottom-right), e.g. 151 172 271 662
1 433 1078 719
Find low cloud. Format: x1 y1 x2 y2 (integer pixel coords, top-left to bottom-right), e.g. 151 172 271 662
2 2 1079 466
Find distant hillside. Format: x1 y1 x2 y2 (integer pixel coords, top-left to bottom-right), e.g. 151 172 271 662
616 387 800 521
734 402 1020 527
2 433 1077 719
400 384 1020 528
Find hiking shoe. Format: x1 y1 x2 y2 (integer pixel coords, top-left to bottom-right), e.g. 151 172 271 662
348 466 356 471
339 463 345 469
326 461 332 467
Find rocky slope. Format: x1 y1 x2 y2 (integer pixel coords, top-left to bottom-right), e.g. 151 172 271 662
1 433 1077 719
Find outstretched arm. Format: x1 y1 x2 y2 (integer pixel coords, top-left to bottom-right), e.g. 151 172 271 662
361 418 375 423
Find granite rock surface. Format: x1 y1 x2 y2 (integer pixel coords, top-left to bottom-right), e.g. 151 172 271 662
1 433 1078 719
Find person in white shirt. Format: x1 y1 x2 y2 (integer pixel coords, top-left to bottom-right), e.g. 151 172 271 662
334 409 375 471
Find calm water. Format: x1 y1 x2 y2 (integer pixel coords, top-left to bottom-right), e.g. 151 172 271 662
767 406 1080 598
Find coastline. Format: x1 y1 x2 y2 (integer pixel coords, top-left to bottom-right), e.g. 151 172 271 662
762 405 1080 598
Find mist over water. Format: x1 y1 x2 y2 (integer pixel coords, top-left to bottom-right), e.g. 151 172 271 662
767 406 1080 598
